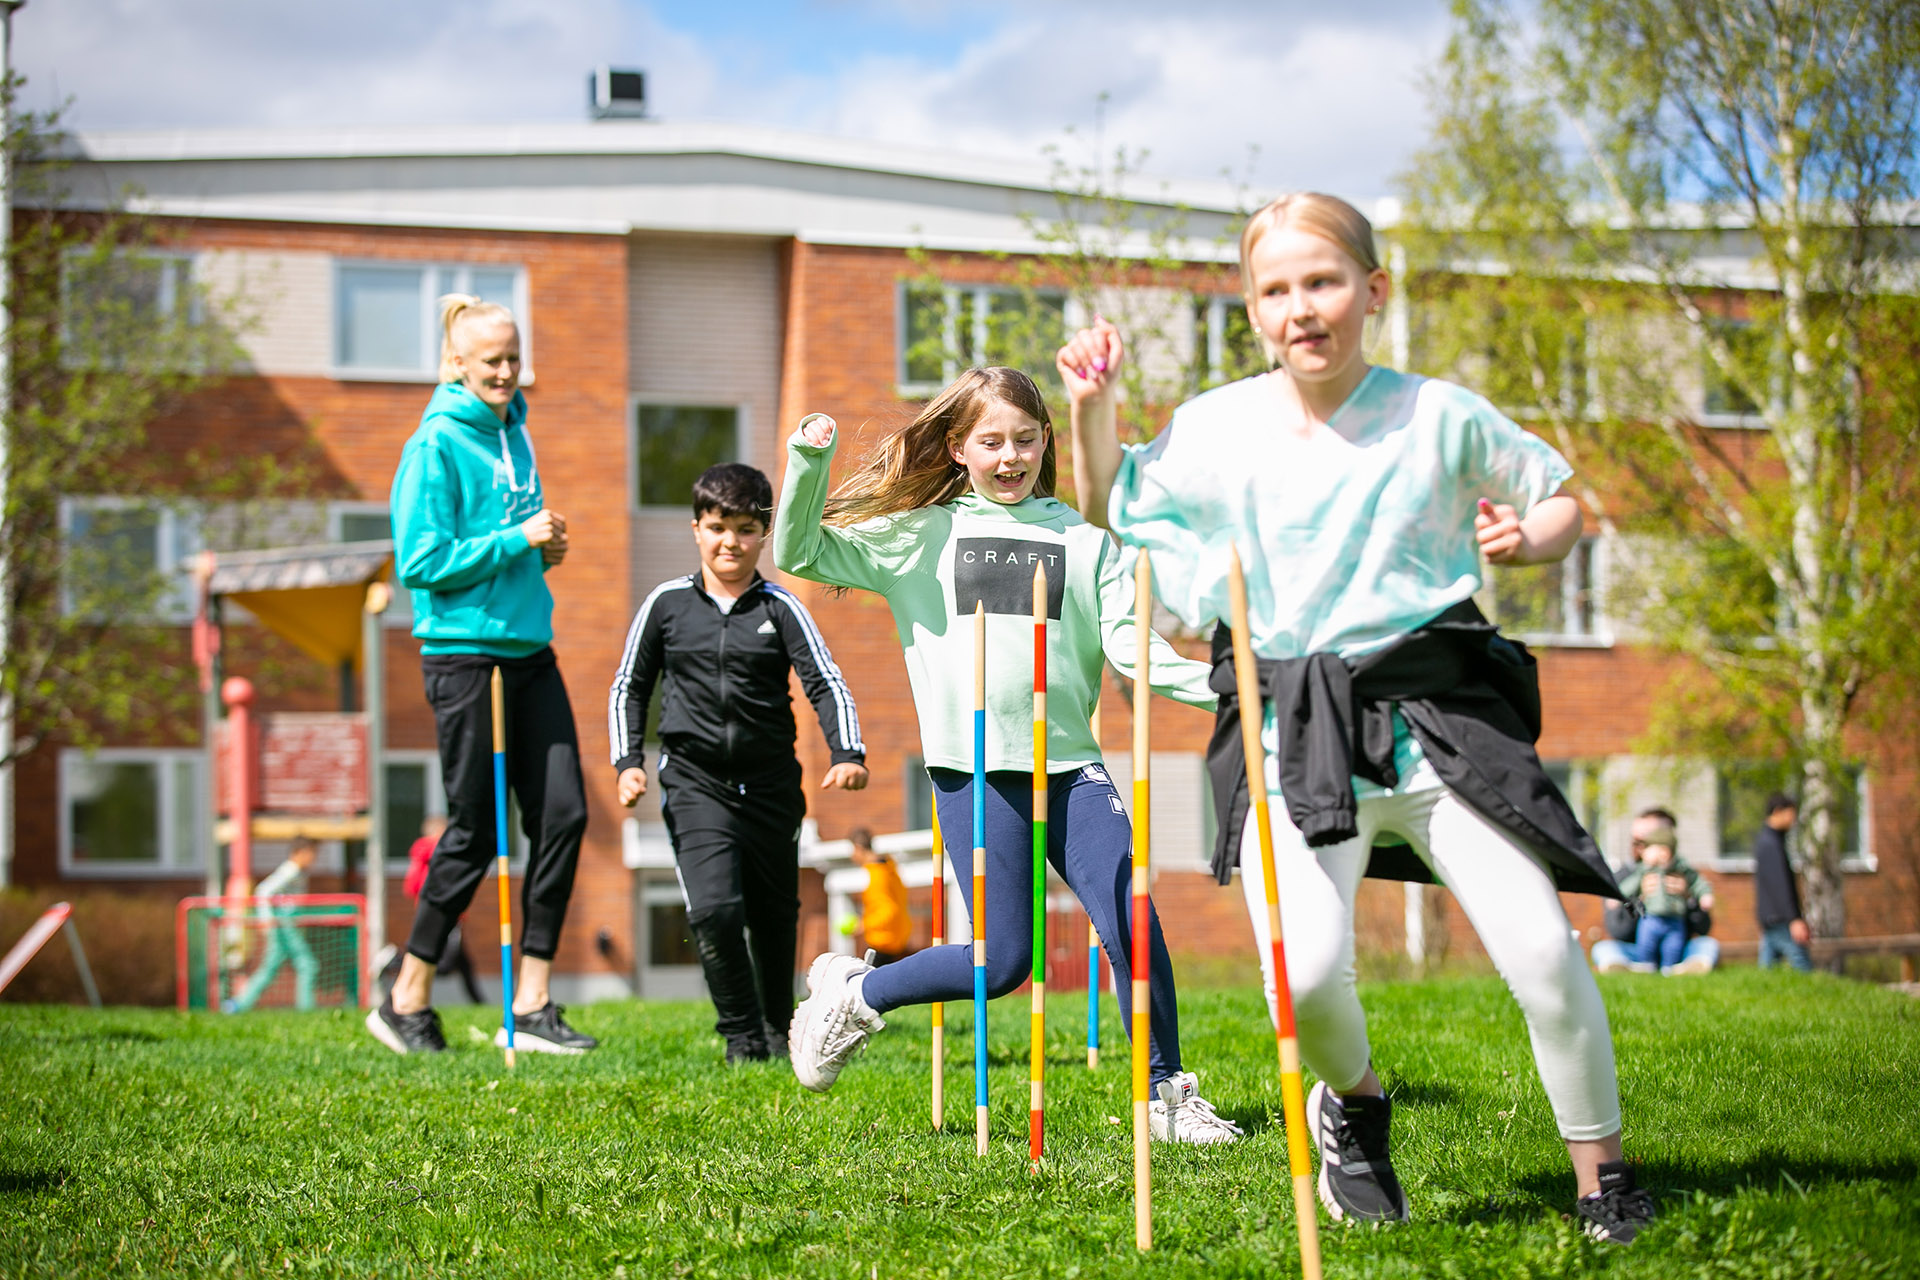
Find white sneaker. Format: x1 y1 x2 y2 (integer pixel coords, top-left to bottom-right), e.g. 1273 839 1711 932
789 952 884 1093
1148 1071 1243 1144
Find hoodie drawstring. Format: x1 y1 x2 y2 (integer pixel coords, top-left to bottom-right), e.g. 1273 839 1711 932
498 424 538 494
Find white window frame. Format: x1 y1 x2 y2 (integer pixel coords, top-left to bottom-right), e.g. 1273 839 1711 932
60 248 203 370
327 501 411 630
380 749 447 872
58 495 201 624
330 260 532 384
628 395 750 513
1488 534 1612 648
1703 766 1875 874
58 747 206 879
895 281 1077 396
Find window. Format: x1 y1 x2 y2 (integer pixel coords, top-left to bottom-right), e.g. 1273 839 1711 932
1480 537 1604 643
634 404 741 509
903 755 934 833
1542 759 1604 837
1716 761 1869 865
328 503 411 628
898 282 1070 392
1193 295 1266 390
60 497 200 623
1699 316 1774 425
381 752 446 869
60 749 204 876
333 262 525 380
61 249 200 368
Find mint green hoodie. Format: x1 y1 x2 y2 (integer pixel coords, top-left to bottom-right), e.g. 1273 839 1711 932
390 382 551 657
774 423 1215 774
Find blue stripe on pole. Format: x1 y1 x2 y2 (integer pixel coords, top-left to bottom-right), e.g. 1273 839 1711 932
1088 945 1100 1048
494 749 515 1052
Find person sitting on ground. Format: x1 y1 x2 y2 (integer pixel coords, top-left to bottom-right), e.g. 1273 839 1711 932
1592 807 1719 975
1613 819 1714 974
847 827 913 966
227 837 320 1013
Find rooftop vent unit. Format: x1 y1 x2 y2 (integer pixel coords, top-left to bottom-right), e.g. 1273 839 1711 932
589 66 647 120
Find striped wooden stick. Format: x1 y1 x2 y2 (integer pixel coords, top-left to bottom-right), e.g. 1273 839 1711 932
1030 560 1048 1167
1087 920 1101 1070
1131 550 1152 1251
930 801 944 1133
1228 546 1322 1280
972 601 989 1158
490 669 517 1071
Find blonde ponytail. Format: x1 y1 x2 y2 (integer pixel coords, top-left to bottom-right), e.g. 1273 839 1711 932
437 293 517 383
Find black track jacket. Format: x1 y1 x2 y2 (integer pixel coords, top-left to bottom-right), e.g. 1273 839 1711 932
607 570 864 779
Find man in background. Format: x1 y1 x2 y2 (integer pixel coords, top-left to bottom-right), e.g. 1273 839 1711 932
1754 793 1813 971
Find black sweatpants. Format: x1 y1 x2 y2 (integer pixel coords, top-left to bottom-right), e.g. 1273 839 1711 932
407 649 588 965
657 752 807 1046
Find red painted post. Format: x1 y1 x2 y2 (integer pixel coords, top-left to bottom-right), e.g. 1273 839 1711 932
222 677 256 903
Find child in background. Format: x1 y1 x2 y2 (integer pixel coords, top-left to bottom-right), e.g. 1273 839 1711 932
1061 192 1653 1238
775 367 1240 1143
227 837 319 1013
847 827 912 965
1613 820 1713 973
394 815 487 1004
609 463 868 1065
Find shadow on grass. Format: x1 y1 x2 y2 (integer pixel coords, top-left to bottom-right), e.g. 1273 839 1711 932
1429 1154 1920 1227
0 1169 69 1195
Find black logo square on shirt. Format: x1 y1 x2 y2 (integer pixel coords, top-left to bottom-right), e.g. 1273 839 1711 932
953 537 1065 619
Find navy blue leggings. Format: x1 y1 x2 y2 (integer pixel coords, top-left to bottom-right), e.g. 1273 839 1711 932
860 765 1183 1084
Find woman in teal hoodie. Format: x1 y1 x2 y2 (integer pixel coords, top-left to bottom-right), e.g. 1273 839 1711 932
369 295 596 1058
777 366 1241 1144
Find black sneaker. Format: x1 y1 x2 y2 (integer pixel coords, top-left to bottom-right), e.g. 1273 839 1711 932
1308 1079 1410 1223
725 1032 770 1065
494 1002 598 1055
365 996 447 1054
764 1022 790 1060
1576 1161 1655 1244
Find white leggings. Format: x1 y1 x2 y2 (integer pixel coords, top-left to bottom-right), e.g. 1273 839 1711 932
1239 765 1622 1142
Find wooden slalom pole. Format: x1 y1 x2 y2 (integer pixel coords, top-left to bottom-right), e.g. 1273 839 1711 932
1029 561 1048 1167
490 669 517 1071
972 601 989 1157
930 801 944 1132
1228 547 1322 1280
1130 550 1152 1251
1088 704 1102 1071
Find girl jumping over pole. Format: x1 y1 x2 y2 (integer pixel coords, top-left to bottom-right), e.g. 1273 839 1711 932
776 366 1240 1144
1061 193 1654 1242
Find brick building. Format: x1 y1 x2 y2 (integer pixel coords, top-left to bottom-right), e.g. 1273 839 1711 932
18 120 1915 1003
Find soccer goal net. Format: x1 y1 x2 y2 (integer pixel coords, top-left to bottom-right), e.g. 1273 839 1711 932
176 894 367 1011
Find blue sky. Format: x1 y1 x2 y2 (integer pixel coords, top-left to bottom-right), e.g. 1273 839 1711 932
18 1 1455 198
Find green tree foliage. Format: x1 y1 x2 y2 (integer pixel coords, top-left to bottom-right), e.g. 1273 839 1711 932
4 93 317 767
1401 0 1920 934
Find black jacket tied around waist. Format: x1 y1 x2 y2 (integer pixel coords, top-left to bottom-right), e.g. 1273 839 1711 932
1204 599 1621 900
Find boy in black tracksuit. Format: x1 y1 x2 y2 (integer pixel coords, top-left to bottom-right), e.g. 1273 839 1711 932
609 463 867 1062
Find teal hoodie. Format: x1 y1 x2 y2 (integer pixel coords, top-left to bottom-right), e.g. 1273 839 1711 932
774 421 1215 774
390 382 551 657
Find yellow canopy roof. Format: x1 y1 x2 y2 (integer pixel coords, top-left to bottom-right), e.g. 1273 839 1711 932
208 541 393 670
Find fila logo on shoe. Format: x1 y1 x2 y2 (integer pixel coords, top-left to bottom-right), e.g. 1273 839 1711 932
757 619 776 634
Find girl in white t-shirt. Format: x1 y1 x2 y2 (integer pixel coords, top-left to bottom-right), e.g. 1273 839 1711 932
1060 192 1654 1245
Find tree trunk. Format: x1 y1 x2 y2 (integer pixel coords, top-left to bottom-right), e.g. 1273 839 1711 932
1796 683 1849 939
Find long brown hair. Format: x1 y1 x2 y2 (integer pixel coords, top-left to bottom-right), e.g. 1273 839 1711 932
823 366 1056 526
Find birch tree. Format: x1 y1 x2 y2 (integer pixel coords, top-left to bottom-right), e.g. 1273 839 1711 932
1401 0 1920 935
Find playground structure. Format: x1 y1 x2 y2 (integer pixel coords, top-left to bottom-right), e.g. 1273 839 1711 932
185 540 394 1009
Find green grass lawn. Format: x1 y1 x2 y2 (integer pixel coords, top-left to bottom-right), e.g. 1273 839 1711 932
2 969 1915 1278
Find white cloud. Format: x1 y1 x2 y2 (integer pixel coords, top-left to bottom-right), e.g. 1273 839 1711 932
16 0 1449 197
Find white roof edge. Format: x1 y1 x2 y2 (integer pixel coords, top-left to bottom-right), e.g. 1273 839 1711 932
63 121 1251 214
